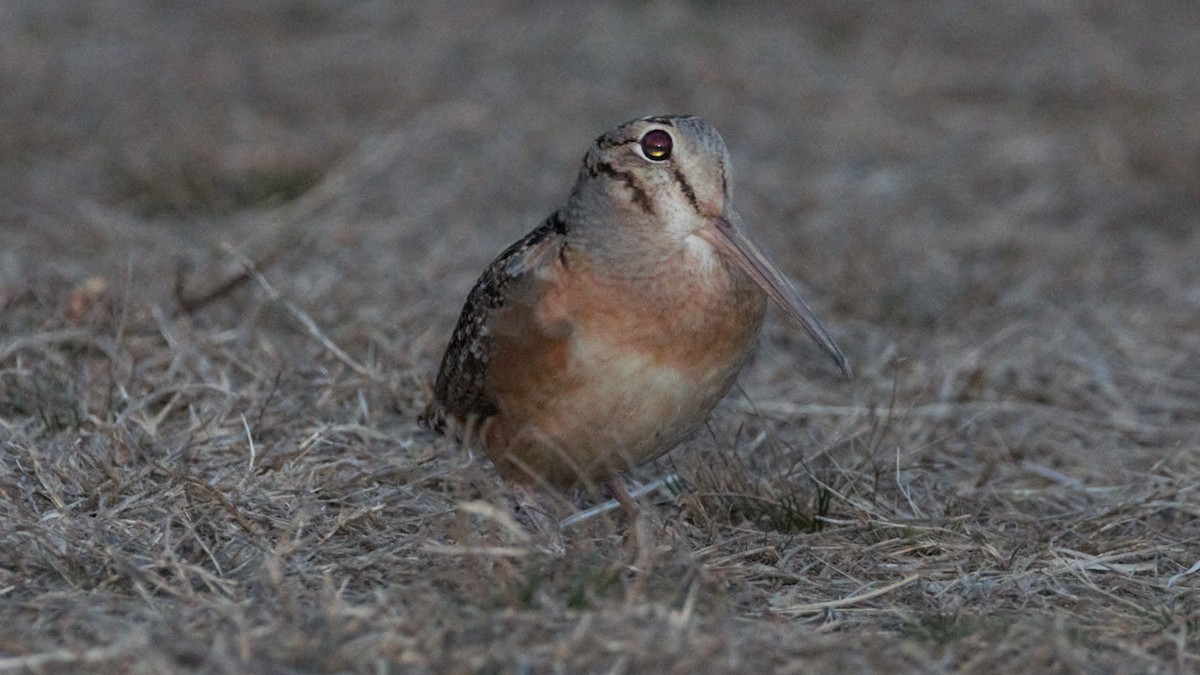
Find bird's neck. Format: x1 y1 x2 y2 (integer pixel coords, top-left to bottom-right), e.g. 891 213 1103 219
562 184 704 281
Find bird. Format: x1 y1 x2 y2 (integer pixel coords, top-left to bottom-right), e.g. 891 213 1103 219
422 114 848 506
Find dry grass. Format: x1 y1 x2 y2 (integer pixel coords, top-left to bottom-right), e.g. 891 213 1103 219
2 1 1199 672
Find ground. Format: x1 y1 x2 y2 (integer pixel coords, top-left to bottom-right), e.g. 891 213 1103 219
1 2 1198 673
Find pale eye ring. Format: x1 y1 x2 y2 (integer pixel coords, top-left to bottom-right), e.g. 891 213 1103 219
639 129 673 161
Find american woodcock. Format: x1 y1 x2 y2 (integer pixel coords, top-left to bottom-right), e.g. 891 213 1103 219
423 115 848 492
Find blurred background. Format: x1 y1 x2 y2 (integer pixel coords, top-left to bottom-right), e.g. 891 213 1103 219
2 2 1199 670
4 1 1197 480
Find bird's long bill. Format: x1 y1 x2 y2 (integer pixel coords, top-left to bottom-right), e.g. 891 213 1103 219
701 214 851 377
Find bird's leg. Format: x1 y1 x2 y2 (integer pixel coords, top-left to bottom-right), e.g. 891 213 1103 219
608 477 642 521
609 476 659 605
611 476 656 557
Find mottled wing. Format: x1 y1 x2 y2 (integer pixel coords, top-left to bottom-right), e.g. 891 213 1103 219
421 212 567 437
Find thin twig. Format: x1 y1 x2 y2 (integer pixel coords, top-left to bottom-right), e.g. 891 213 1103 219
221 242 373 378
559 475 685 528
175 248 283 314
771 575 921 615
420 544 533 557
741 400 1178 436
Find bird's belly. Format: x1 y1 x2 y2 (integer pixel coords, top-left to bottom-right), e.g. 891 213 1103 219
571 338 722 445
483 276 764 486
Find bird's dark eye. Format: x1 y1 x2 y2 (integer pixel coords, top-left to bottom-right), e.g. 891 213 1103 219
639 129 673 161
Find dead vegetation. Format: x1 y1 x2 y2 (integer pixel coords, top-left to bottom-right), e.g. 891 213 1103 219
1 1 1198 672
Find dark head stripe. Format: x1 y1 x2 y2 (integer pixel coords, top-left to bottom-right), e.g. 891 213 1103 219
589 161 653 214
671 167 700 212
